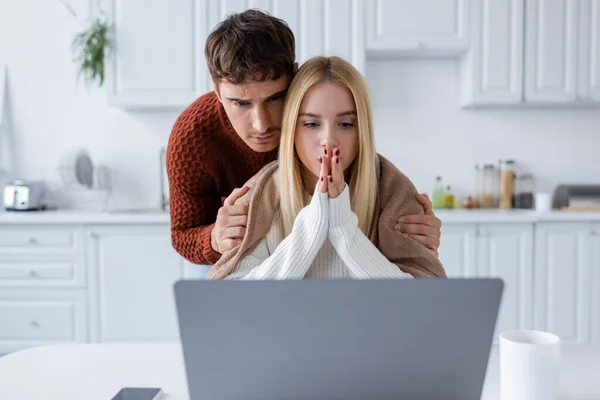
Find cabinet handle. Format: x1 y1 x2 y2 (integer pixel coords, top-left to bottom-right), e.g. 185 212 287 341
30 320 39 328
28 270 38 278
475 229 489 238
591 229 598 236
28 237 38 245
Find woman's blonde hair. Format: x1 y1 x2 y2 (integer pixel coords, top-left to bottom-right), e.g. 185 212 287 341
279 56 378 236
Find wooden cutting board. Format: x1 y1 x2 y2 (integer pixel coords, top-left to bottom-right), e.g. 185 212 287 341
560 206 600 211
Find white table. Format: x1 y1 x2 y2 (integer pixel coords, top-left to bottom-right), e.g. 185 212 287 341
0 342 599 399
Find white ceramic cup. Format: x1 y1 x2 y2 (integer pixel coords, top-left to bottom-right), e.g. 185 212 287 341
499 330 561 400
535 192 552 212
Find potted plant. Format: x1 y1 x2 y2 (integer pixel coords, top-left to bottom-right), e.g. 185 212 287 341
71 17 113 88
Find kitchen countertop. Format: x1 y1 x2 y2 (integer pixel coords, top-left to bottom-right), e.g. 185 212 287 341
435 209 600 223
0 209 170 224
0 208 599 225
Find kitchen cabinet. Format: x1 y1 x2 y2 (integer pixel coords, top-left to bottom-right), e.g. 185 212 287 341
578 0 600 102
438 224 476 277
207 0 365 74
107 0 365 110
440 222 534 342
0 289 88 355
591 223 600 344
475 224 533 342
86 225 186 342
524 0 579 103
366 0 470 56
462 0 600 107
1 212 600 355
534 223 600 344
0 225 88 354
106 0 210 110
460 0 525 105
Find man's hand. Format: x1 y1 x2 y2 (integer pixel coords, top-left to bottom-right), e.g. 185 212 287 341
210 186 249 254
395 193 442 257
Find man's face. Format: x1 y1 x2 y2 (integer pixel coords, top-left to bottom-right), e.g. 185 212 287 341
215 74 292 153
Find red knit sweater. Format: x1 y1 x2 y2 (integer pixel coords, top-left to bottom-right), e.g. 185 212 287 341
166 92 278 264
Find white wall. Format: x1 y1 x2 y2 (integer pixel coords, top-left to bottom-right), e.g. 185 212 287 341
1 0 599 210
367 59 600 200
0 0 179 210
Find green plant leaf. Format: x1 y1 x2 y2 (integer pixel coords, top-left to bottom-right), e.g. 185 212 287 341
71 18 112 88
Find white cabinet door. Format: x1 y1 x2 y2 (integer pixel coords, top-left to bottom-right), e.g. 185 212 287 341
0 289 88 354
438 224 476 278
524 0 579 102
207 0 366 75
86 225 185 342
107 0 210 110
534 223 593 343
366 0 469 56
460 0 524 106
590 224 600 344
578 0 600 102
477 224 533 342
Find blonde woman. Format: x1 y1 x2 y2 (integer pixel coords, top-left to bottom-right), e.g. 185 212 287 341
206 56 446 280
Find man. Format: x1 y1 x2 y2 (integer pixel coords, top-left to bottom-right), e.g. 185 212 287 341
167 9 442 265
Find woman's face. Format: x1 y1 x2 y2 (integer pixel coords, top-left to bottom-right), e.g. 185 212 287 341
294 81 359 179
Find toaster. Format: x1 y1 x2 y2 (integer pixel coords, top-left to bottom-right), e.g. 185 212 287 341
3 180 48 211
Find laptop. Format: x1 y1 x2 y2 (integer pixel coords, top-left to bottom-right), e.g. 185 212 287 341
174 278 503 400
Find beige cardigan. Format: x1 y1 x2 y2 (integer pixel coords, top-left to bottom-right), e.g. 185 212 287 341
205 155 447 279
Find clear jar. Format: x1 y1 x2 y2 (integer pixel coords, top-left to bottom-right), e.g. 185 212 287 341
515 173 535 209
499 159 516 209
475 164 497 208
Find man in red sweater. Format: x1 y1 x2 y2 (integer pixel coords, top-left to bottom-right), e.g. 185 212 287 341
167 10 443 266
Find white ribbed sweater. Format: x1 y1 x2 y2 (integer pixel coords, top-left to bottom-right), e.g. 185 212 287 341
226 185 412 280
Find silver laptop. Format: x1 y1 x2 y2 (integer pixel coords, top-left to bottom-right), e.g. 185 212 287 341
174 278 503 400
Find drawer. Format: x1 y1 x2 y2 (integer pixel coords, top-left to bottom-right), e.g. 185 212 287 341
0 300 79 341
0 226 81 255
0 261 84 287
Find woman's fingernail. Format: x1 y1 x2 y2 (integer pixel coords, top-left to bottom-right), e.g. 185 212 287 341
398 217 405 223
335 149 340 156
329 176 333 182
319 157 322 163
320 176 324 181
324 148 327 155
336 157 339 164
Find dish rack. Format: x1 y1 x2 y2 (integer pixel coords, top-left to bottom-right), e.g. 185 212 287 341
47 148 114 211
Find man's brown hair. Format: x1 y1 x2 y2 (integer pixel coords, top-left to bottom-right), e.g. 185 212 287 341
205 9 296 84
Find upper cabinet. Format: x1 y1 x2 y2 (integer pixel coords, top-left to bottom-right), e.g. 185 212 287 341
238 0 366 74
460 0 524 105
106 0 211 110
578 0 600 102
107 0 365 110
366 0 470 56
524 0 579 102
461 0 600 107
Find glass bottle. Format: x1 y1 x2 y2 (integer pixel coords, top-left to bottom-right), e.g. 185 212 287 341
499 159 516 209
475 164 497 208
432 176 445 209
515 173 535 209
444 185 455 209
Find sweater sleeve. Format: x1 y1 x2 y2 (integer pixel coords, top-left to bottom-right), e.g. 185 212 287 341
166 118 222 265
328 186 412 279
225 189 329 280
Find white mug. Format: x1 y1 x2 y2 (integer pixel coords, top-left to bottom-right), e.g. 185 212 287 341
535 192 552 212
499 330 561 400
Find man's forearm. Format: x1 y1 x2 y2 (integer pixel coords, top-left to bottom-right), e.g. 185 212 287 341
171 223 221 264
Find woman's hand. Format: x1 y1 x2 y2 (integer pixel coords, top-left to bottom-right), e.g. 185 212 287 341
317 148 346 198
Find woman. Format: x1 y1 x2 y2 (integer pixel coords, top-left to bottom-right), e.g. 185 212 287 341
206 56 446 279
